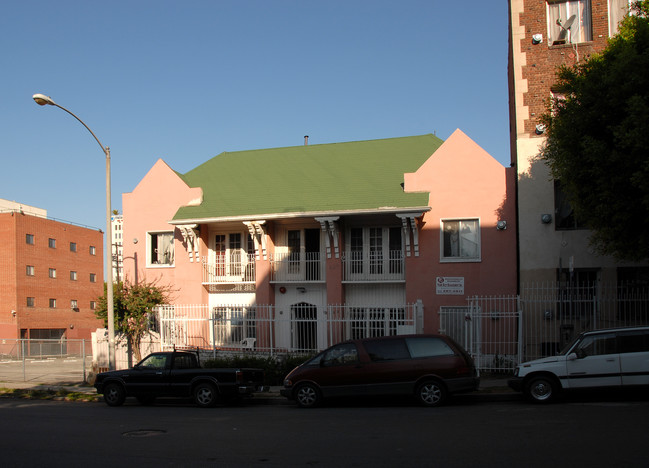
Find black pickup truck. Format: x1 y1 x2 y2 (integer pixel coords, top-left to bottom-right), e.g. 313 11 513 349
94 351 264 407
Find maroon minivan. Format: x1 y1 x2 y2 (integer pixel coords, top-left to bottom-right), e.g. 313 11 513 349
280 334 479 407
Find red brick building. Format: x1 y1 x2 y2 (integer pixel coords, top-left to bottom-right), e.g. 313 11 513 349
0 204 104 340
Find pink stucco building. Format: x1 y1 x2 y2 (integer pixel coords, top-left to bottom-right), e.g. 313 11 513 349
122 129 516 352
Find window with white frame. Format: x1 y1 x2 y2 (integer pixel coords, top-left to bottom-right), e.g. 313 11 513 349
89 245 96 255
49 268 57 279
346 226 403 278
90 273 97 283
70 271 78 281
211 232 254 279
547 0 592 45
148 231 175 266
49 298 56 308
26 265 35 276
71 300 78 310
441 219 480 261
609 0 633 36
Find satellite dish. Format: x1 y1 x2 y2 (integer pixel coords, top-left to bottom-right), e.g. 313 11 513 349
554 14 577 44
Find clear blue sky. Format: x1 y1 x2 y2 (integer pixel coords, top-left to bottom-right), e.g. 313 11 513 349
1 0 511 232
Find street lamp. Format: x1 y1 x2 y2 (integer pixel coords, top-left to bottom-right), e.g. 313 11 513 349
32 93 116 371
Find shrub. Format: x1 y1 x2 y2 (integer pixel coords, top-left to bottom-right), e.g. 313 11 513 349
203 354 314 386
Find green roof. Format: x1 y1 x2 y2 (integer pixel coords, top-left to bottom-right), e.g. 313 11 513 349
172 134 443 222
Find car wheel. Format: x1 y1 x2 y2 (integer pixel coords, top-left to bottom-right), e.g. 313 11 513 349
193 383 219 408
295 383 322 408
136 396 156 406
103 382 126 407
416 380 447 407
525 375 557 404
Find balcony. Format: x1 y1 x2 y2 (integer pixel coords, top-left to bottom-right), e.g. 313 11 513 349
202 253 256 284
270 252 324 282
342 250 405 282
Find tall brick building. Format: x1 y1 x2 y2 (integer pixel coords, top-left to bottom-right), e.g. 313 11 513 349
507 0 646 286
0 200 104 340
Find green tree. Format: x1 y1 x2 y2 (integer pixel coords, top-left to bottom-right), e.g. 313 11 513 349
540 1 649 260
96 280 170 362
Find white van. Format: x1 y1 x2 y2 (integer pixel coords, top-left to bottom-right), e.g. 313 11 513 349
509 326 649 403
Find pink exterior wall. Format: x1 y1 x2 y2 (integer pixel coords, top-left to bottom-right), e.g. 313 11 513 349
404 129 517 332
122 159 205 304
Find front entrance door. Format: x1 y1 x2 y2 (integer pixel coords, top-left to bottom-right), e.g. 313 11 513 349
292 302 317 352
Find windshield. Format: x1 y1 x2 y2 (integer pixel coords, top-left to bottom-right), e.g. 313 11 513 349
558 333 583 355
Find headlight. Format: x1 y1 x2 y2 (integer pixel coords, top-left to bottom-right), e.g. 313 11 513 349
283 379 292 387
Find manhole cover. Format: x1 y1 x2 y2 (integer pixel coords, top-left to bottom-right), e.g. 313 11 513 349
122 429 167 438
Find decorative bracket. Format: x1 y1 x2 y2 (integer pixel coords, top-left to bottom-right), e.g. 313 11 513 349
243 221 267 260
396 213 424 257
315 216 340 258
178 224 200 262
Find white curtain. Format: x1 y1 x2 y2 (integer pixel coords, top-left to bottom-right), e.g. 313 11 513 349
548 0 592 44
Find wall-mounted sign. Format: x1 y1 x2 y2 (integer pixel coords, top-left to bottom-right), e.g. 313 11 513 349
436 276 464 295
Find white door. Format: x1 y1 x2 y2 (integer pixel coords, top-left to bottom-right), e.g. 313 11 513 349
565 332 621 389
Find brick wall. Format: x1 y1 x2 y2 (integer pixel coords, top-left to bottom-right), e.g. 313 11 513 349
517 0 613 136
0 212 105 339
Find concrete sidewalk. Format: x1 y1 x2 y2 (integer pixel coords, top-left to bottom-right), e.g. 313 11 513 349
0 375 520 404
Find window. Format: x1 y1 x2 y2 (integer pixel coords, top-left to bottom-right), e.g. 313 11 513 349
609 0 633 36
554 181 586 229
70 242 77 252
26 234 34 245
576 333 617 357
48 238 56 248
90 273 97 283
364 338 410 362
90 301 96 310
441 219 480 261
406 337 455 358
148 232 175 265
27 297 35 307
346 226 403 278
89 245 96 255
71 300 78 310
321 343 359 367
138 354 168 369
49 298 57 308
70 271 78 281
547 0 592 45
49 268 57 279
618 331 649 354
26 265 35 276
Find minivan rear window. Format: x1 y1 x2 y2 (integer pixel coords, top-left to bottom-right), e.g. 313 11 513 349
363 339 410 362
406 337 455 358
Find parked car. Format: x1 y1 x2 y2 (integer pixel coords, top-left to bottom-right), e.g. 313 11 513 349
280 334 479 408
509 326 649 403
94 351 264 407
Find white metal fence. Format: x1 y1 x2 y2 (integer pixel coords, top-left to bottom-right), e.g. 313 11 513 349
156 303 422 357
440 282 649 373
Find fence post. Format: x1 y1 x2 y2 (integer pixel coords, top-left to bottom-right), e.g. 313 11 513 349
82 339 87 383
21 339 26 382
517 296 523 366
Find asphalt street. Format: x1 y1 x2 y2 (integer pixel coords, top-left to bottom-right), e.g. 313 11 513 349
0 396 647 467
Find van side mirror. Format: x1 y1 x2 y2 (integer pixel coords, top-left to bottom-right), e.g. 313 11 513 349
567 352 578 361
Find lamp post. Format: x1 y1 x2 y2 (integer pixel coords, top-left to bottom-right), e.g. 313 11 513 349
32 93 116 371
